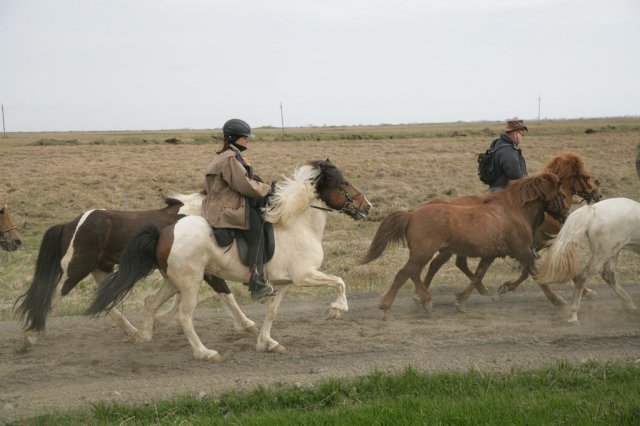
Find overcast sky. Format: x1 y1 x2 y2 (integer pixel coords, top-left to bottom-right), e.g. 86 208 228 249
1 0 638 132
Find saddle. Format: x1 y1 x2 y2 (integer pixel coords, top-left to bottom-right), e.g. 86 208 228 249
212 223 275 267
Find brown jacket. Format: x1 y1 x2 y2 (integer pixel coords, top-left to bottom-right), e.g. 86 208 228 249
202 146 271 229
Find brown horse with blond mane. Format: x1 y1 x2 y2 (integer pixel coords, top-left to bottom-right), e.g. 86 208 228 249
362 172 563 317
419 151 601 307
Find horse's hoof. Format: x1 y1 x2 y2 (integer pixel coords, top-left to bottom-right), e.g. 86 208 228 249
324 307 344 320
268 344 286 353
245 324 259 334
497 285 508 295
129 333 151 344
208 349 233 362
15 342 32 354
583 289 597 299
552 298 568 307
455 302 467 313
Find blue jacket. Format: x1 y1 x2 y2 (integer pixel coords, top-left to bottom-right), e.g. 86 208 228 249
489 133 528 192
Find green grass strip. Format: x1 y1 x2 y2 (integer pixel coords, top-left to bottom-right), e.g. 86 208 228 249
18 360 640 425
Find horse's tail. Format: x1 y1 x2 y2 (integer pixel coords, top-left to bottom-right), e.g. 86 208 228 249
361 211 411 264
14 224 65 332
535 204 595 284
86 223 160 315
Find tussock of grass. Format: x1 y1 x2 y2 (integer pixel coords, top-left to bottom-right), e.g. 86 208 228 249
23 361 640 425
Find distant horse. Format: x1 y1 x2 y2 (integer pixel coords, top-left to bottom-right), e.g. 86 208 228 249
535 198 639 322
420 151 601 306
14 192 209 351
0 203 22 251
87 160 372 361
362 173 562 317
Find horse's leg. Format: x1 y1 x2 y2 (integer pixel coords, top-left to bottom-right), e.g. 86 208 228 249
455 257 495 313
601 255 637 312
152 294 181 327
380 251 433 318
415 250 452 304
454 256 490 295
173 283 225 361
218 293 258 334
565 256 605 322
256 285 289 353
22 257 88 350
133 280 178 343
90 270 140 338
291 269 349 319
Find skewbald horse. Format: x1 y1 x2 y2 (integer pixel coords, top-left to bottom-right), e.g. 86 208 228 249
362 172 563 317
419 151 601 307
14 192 205 352
87 159 372 361
0 203 22 252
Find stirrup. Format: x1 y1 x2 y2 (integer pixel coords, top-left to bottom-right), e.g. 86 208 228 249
251 282 276 300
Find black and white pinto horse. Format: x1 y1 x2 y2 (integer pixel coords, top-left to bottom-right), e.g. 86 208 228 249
535 197 640 322
15 192 205 351
88 160 372 361
0 203 22 252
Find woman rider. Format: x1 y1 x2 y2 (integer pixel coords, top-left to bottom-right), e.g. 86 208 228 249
202 118 276 300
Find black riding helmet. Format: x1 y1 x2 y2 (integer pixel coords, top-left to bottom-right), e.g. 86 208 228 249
223 118 253 139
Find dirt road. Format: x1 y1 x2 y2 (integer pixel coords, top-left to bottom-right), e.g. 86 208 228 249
2 284 639 422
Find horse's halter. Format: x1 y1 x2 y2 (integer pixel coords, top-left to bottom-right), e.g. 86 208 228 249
569 175 599 204
312 184 369 220
546 192 569 224
0 225 18 244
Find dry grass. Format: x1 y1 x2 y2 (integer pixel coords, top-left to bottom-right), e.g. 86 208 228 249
1 117 639 319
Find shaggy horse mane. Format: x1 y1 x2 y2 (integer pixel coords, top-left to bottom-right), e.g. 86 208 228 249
541 151 587 181
265 159 343 226
499 173 559 206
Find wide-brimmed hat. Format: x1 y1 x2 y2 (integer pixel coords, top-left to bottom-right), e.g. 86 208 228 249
503 119 528 133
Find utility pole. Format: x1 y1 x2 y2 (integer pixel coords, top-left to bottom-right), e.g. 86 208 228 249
1 104 5 137
537 95 541 123
280 102 285 135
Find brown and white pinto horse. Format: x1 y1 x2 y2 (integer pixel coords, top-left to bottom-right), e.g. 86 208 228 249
0 203 22 252
15 192 205 351
419 151 601 307
362 173 563 317
88 160 372 361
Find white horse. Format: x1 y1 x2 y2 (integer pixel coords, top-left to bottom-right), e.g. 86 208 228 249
88 160 372 361
535 197 640 322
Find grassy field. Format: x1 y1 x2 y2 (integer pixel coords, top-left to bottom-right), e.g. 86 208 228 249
1 117 639 317
19 361 640 425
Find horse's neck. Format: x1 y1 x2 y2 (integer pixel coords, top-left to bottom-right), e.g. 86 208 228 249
521 199 547 226
275 204 328 239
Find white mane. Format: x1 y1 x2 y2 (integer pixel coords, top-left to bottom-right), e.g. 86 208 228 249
167 192 205 216
265 164 320 226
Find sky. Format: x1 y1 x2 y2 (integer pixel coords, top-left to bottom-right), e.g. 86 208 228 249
1 0 639 132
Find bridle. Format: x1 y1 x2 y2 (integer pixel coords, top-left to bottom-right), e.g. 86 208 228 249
0 225 18 244
311 184 369 219
546 192 569 224
569 175 599 204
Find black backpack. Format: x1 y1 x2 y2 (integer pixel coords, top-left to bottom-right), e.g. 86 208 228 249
477 139 508 185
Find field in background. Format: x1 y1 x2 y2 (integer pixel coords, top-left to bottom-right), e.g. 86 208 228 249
1 117 639 319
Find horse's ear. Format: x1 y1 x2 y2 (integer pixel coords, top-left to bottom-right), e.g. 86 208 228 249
325 158 331 164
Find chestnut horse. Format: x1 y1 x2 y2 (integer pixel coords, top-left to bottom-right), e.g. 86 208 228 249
420 151 601 307
362 173 562 317
0 203 22 251
535 198 639 322
14 192 206 351
87 160 372 361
